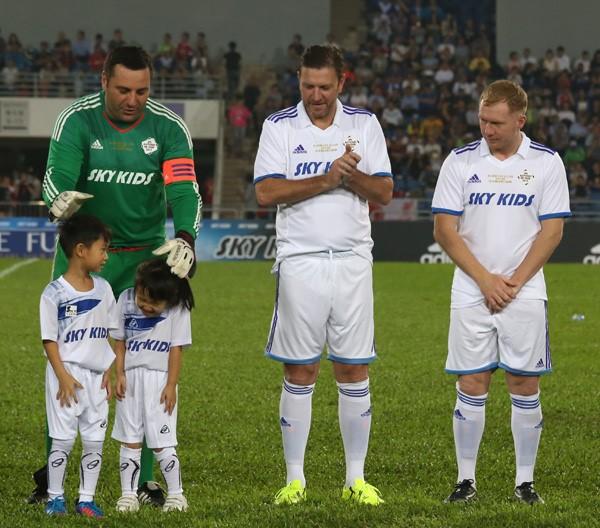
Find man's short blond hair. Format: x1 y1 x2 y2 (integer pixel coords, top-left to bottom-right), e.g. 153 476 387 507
480 80 528 115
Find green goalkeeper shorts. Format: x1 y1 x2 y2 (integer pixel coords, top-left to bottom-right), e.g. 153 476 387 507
52 243 161 297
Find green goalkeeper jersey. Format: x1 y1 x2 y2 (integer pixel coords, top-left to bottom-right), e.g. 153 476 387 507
43 91 202 246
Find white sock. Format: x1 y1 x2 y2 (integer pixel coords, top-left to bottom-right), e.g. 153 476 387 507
279 379 314 486
511 392 543 486
156 447 183 496
47 438 75 499
453 384 487 484
119 446 142 496
79 440 103 502
337 379 371 487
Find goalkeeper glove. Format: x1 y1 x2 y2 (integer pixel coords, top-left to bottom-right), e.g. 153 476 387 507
49 191 94 221
153 231 196 278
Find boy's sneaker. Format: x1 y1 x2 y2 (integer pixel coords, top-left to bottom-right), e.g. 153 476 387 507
162 494 188 512
445 479 477 503
274 480 306 505
515 482 545 505
76 500 105 518
116 494 140 512
342 479 384 506
45 496 66 516
137 481 166 507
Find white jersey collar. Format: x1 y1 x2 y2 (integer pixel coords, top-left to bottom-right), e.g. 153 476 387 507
480 132 530 159
298 99 342 129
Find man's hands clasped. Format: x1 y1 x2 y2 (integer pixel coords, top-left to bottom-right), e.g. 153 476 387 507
325 144 362 191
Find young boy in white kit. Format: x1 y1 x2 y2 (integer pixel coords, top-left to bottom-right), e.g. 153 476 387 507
40 214 118 517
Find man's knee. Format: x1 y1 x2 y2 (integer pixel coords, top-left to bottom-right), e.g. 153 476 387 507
333 362 369 383
457 371 492 396
284 362 320 385
505 372 540 396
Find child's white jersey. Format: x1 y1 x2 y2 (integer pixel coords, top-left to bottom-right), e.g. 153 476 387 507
254 100 392 262
112 288 192 372
40 275 118 371
432 134 571 308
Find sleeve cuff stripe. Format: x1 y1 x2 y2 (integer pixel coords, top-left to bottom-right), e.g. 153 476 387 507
539 212 572 220
254 174 287 184
432 207 463 216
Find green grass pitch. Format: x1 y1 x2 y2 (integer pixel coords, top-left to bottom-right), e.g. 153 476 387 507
0 258 598 527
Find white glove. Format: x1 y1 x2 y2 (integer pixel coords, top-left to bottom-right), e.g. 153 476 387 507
49 191 94 221
153 238 195 278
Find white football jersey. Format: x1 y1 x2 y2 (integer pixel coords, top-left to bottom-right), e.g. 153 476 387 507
432 133 571 307
111 288 192 372
40 276 118 371
254 100 392 262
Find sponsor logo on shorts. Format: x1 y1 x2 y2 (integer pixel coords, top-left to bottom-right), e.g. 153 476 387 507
100 420 107 429
583 243 600 264
535 358 545 369
454 409 466 421
160 425 170 434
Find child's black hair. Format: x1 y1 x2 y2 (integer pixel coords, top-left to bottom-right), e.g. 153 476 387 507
58 214 111 258
134 258 195 311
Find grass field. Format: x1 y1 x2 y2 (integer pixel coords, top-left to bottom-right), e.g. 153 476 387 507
0 258 598 527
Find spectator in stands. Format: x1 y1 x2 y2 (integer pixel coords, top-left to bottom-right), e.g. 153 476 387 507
1 60 19 92
287 34 304 66
434 60 454 84
88 43 107 73
563 140 586 166
32 41 53 73
542 48 560 77
555 45 571 72
224 41 241 99
570 173 590 199
5 33 28 70
243 76 261 133
176 32 193 69
227 95 252 157
574 50 591 73
468 49 491 74
381 98 404 130
400 85 420 115
158 33 174 55
108 29 125 51
520 47 537 70
72 30 91 71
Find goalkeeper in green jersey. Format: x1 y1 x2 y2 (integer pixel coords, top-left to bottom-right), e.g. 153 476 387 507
30 46 202 507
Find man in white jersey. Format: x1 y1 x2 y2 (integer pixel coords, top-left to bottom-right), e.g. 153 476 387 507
254 45 393 506
432 80 570 504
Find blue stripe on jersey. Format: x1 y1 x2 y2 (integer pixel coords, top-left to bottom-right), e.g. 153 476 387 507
124 315 166 331
58 299 101 320
432 207 463 216
530 140 555 153
373 171 393 177
453 141 481 155
254 173 286 185
342 105 373 116
267 106 296 121
530 145 555 155
539 211 572 220
272 111 298 123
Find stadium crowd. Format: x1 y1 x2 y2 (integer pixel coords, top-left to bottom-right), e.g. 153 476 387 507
2 0 600 206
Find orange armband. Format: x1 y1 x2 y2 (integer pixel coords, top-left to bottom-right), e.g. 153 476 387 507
162 158 197 185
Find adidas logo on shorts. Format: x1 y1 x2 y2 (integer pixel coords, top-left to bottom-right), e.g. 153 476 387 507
535 358 545 368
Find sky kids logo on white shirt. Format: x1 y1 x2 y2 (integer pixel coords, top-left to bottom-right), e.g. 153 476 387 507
87 169 155 185
468 192 535 207
293 161 334 176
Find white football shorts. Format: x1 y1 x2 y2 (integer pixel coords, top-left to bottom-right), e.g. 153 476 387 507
112 367 178 449
46 362 109 442
446 299 551 375
265 252 376 364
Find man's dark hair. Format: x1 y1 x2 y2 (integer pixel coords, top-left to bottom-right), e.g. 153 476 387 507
300 45 344 79
58 214 111 258
135 258 195 311
103 45 153 78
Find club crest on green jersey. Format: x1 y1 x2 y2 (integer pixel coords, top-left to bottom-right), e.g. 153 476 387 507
141 137 158 155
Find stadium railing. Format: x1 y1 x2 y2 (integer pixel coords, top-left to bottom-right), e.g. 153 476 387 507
2 201 599 221
0 71 222 99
